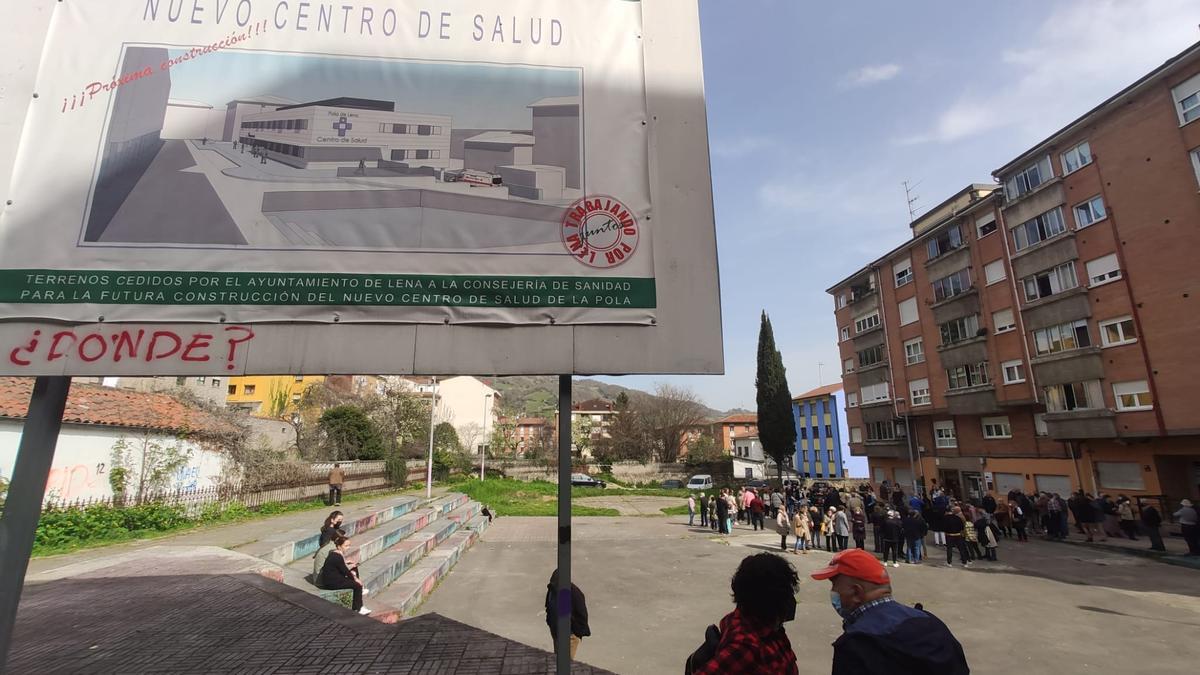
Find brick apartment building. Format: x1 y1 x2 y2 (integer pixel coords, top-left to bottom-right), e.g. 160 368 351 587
828 42 1200 505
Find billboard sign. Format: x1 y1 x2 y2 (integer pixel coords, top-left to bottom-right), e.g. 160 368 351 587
0 0 722 376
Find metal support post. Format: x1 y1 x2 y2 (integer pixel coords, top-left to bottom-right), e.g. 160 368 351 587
0 376 72 672
555 375 572 674
426 377 438 500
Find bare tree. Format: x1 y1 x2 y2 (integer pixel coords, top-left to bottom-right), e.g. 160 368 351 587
458 422 483 455
639 383 709 463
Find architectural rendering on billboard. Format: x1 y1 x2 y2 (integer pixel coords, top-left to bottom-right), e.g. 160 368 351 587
0 1 722 376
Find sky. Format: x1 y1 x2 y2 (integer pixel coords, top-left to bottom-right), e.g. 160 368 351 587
164 51 578 128
599 0 1200 415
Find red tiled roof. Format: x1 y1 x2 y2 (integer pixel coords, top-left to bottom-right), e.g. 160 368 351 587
572 398 614 412
732 433 759 440
0 377 234 437
718 413 757 424
516 417 548 426
793 383 843 401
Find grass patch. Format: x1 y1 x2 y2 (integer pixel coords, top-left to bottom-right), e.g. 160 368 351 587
447 477 620 517
31 488 402 558
660 505 691 516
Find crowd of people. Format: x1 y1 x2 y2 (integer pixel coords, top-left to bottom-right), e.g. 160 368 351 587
685 479 1200 563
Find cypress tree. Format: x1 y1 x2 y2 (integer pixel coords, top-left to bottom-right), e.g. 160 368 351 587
756 311 796 484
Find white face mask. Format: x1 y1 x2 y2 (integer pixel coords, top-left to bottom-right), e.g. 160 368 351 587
830 590 845 617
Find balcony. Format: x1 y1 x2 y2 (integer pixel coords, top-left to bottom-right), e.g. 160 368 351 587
1043 408 1117 439
931 289 981 325
855 359 889 375
944 384 999 415
1030 347 1104 386
852 440 906 458
1001 177 1063 223
937 335 988 369
852 323 884 344
924 245 971 280
1011 231 1077 280
1021 288 1091 331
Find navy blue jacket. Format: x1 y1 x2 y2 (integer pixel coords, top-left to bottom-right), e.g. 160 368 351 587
832 600 969 675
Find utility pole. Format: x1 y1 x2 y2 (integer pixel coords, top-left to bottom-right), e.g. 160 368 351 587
480 393 492 480
425 377 438 500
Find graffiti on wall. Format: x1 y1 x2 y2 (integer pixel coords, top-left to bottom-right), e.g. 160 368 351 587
45 461 107 501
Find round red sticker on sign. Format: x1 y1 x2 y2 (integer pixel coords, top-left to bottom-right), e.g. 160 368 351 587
560 195 640 268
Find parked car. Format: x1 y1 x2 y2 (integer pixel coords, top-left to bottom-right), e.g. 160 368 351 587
744 479 770 490
685 474 714 491
661 479 684 489
570 473 606 488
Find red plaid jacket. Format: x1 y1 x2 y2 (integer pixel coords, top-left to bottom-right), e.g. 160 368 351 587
694 608 798 675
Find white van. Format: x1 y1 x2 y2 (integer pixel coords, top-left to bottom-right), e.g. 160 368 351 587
686 474 714 491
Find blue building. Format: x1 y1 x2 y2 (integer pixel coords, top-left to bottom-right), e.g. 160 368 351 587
792 384 850 479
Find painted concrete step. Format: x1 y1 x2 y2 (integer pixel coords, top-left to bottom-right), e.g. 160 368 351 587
285 506 442 583
372 527 481 618
236 495 422 566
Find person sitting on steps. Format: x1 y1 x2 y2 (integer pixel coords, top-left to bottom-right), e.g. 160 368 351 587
312 527 346 587
320 534 370 614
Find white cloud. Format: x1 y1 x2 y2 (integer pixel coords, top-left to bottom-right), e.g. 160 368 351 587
842 63 902 88
901 0 1200 144
710 135 774 158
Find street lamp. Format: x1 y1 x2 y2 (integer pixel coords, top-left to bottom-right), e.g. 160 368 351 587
894 397 920 497
480 393 492 481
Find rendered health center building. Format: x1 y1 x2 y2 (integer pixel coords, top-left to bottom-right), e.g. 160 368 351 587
238 97 452 169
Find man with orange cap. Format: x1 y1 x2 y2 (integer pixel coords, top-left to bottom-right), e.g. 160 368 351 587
811 549 969 674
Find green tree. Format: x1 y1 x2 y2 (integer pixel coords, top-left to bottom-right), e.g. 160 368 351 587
571 415 595 459
756 311 796 483
266 377 291 418
318 405 386 460
110 435 194 505
433 421 462 453
684 433 721 464
490 416 519 457
595 392 652 463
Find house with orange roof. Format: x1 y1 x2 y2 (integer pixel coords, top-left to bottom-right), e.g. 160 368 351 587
0 377 235 503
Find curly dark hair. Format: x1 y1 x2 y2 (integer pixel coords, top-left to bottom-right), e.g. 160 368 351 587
730 553 799 622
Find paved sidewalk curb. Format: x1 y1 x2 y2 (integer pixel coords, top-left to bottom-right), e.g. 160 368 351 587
1056 537 1200 570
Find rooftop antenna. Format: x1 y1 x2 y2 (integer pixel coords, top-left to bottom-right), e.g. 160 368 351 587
903 179 923 223
817 361 824 386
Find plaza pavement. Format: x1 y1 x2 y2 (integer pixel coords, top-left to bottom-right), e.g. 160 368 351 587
419 514 1200 675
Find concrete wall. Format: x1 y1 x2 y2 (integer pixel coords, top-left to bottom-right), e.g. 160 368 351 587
532 106 581 189
0 420 225 502
464 146 528 174
115 376 228 407
85 46 170 241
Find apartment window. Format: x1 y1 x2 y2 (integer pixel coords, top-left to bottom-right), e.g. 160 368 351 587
1012 207 1067 251
1044 380 1103 412
840 326 850 341
976 212 997 239
846 392 859 408
294 375 304 382
1023 261 1078 302
947 362 989 390
837 293 848 309
866 420 899 442
1001 360 1026 384
860 382 890 404
898 297 919 326
927 225 964 261
1172 73 1200 125
843 357 854 374
1096 462 1145 490
825 424 833 437
1033 318 1091 355
894 258 913 287
1085 253 1121 287
984 260 1007 286
1073 196 1106 228
195 377 206 384
932 268 972 302
1099 316 1137 347
1003 156 1052 200
909 378 931 406
244 384 257 395
904 337 925 365
1113 380 1153 411
799 427 808 440
850 427 863 444
982 416 1012 439
992 308 1016 334
1033 413 1048 436
934 421 957 448
939 314 980 346
855 311 881 334
227 384 237 395
1061 141 1092 175
857 344 884 368
1192 148 1200 188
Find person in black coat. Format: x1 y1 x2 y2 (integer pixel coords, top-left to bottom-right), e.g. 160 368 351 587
715 490 731 534
699 494 709 527
1141 503 1166 551
320 534 368 613
320 511 344 547
901 509 928 564
545 569 590 660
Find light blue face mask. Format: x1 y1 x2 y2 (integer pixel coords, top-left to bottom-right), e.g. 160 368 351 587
830 590 845 617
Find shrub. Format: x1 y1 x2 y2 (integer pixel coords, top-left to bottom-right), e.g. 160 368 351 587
386 453 408 488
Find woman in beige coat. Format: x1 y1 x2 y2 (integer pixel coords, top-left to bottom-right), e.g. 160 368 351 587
792 508 811 554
